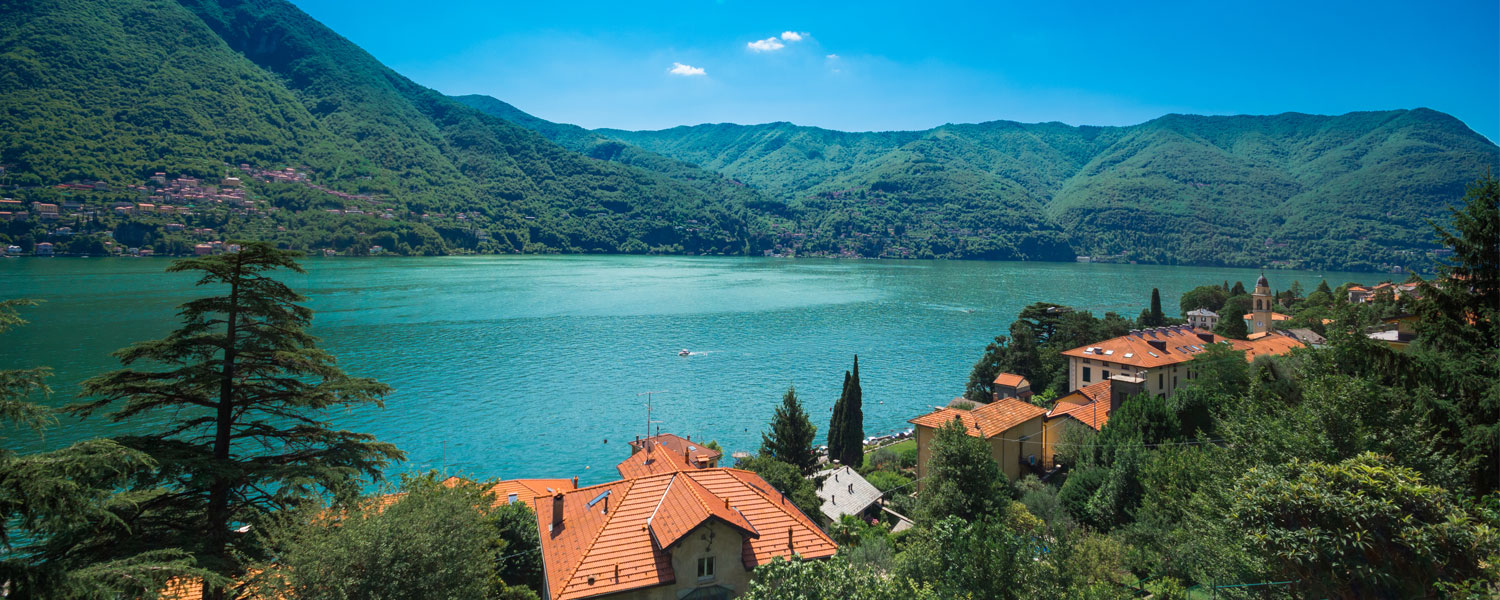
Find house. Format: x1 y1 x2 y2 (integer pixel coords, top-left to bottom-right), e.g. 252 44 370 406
814 466 882 523
34 242 54 256
34 203 59 220
1037 376 1146 468
193 243 214 256
1368 314 1419 351
1185 308 1219 330
533 468 837 600
1282 328 1327 347
991 373 1032 403
1346 285 1372 304
629 434 721 469
908 396 1048 485
1060 325 1304 397
491 477 578 506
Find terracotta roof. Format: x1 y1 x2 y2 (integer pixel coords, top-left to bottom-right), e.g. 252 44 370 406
907 396 1047 438
1061 326 1302 369
1047 380 1114 430
617 440 698 479
1241 312 1291 321
535 468 835 600
628 434 721 466
490 478 577 504
992 373 1029 388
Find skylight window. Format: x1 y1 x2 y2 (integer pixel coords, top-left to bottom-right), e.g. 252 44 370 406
1147 351 1159 358
1104 350 1114 355
1123 353 1134 358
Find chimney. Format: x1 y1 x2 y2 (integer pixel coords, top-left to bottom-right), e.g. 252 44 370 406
552 493 565 529
1197 332 1214 344
573 476 579 488
1147 340 1167 352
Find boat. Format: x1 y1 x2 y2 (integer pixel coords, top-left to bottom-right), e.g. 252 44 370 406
678 349 691 356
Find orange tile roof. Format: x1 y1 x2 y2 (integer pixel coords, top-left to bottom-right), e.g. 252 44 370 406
617 440 698 479
1047 380 1114 430
1061 326 1302 369
535 469 835 600
490 478 577 504
628 434 721 466
907 396 1047 438
992 373 1029 387
1241 312 1291 321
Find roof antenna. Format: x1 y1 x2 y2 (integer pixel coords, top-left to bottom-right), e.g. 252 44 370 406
637 390 668 456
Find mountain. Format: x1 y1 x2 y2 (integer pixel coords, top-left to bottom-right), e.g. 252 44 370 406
0 0 1494 269
0 0 765 256
596 110 1499 270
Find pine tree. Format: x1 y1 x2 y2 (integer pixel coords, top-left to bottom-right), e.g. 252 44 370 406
1316 279 1333 296
761 386 817 474
1231 281 1247 296
837 356 864 469
0 299 211 597
70 244 404 599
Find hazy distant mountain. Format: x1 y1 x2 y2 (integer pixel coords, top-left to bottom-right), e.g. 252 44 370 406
1 0 1494 268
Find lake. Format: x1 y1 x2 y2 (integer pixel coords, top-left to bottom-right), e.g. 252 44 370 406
0 255 1372 485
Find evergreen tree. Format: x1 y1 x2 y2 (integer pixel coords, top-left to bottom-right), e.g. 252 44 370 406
837 356 864 469
1149 288 1164 326
1230 281 1247 296
963 335 1010 403
761 386 818 474
70 243 404 599
1214 296 1251 340
0 299 211 598
828 371 848 465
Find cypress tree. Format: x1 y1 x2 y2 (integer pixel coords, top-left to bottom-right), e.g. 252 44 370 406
838 356 864 469
1149 288 1164 325
70 244 404 599
828 370 850 465
761 385 817 474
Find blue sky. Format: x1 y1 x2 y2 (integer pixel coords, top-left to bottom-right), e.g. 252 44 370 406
290 0 1499 141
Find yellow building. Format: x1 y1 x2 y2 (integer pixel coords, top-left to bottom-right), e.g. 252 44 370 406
1060 325 1305 396
1251 273 1274 334
908 396 1048 485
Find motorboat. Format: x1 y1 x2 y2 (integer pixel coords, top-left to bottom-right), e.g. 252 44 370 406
678 349 691 356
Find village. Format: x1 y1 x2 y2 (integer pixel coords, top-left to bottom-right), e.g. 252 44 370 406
155 273 1438 600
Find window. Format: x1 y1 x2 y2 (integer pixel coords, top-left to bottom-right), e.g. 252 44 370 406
1082 367 1092 382
1158 374 1164 389
1102 370 1110 380
506 493 518 505
697 557 715 579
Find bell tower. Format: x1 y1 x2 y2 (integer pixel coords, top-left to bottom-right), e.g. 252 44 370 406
1252 273 1272 334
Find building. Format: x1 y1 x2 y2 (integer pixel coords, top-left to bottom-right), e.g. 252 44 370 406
1346 285 1372 304
991 373 1032 403
1037 376 1144 468
1060 325 1305 397
1185 308 1219 330
534 468 837 600
908 396 1048 485
34 242 54 256
34 203 59 220
814 465 882 523
1241 311 1291 332
628 434 721 469
1368 314 1418 351
1250 274 1274 334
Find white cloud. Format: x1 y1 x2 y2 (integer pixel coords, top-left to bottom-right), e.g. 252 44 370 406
780 31 804 42
667 62 706 76
747 37 785 52
826 53 839 59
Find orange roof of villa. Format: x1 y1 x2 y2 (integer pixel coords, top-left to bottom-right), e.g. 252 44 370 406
1242 312 1291 321
1048 380 1114 430
628 434 721 465
908 396 1048 438
490 478 577 503
616 440 698 479
1061 326 1303 369
992 373 1029 387
533 468 836 600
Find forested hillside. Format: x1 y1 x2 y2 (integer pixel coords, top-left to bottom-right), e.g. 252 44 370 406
599 110 1500 270
0 0 1495 269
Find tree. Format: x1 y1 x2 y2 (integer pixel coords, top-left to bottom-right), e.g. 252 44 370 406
1230 281 1247 296
0 300 213 598
761 386 818 474
71 243 404 599
744 556 936 600
1231 453 1494 598
251 474 539 600
829 356 864 468
896 516 1048 600
917 418 1006 523
738 455 823 521
1139 288 1165 327
1179 285 1228 315
1213 296 1250 340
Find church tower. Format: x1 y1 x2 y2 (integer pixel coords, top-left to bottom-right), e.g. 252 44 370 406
1252 273 1272 334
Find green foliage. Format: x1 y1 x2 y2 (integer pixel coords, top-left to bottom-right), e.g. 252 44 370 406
0 299 214 598
744 556 936 600
760 385 818 474
864 470 911 494
737 455 823 524
1211 295 1250 339
895 515 1048 600
68 244 403 597
827 356 864 468
968 303 1141 397
917 418 1006 523
1178 285 1228 316
251 473 539 600
1231 453 1496 597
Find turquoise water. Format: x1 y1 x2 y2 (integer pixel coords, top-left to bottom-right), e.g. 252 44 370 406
0 256 1372 485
